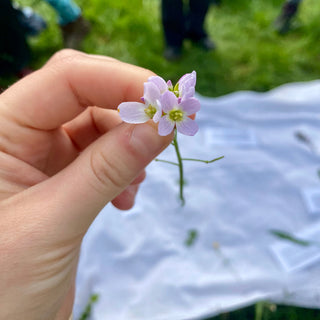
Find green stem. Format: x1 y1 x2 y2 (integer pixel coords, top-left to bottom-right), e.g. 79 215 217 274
156 134 224 206
79 294 99 320
154 159 179 166
172 130 185 206
156 156 224 166
181 156 224 163
255 302 264 320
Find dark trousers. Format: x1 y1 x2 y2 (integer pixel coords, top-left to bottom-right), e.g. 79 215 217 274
282 0 302 16
161 0 211 48
0 0 30 76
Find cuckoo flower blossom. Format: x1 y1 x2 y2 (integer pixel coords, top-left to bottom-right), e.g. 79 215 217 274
148 71 197 101
158 90 200 136
177 70 196 100
148 75 168 94
117 71 200 137
118 81 162 124
167 71 197 101
116 71 223 206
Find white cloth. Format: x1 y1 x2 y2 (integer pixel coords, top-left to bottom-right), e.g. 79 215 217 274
73 80 320 320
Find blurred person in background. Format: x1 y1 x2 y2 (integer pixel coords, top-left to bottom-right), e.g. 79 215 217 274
0 0 32 79
0 0 90 80
44 0 91 48
15 0 90 49
274 0 302 34
161 0 215 61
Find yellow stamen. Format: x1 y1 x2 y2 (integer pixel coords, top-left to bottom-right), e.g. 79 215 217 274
144 105 157 118
169 109 184 122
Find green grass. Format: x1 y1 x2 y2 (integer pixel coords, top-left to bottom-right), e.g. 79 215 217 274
5 0 320 97
6 1 320 319
208 302 320 320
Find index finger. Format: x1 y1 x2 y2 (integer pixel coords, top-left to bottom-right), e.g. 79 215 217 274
0 50 153 130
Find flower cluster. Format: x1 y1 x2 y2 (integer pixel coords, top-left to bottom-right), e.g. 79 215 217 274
118 71 200 136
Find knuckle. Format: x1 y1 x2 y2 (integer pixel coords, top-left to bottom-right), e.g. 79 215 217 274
44 51 92 107
90 149 128 192
45 49 83 66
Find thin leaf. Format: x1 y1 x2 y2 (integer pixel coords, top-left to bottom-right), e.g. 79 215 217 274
270 230 312 246
185 229 198 247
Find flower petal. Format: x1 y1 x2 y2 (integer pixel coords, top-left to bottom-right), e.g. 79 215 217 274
178 71 196 98
176 117 199 136
158 116 175 136
144 81 160 104
160 90 178 112
181 87 195 100
179 70 196 87
148 75 168 93
153 104 162 123
179 97 201 115
118 102 150 123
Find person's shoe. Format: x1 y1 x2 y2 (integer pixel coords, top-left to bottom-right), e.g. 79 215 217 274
163 46 182 61
193 37 216 51
61 16 91 49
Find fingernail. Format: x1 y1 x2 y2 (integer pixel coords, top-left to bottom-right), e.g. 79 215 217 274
130 123 166 158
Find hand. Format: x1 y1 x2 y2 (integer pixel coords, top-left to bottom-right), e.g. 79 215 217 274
0 50 173 320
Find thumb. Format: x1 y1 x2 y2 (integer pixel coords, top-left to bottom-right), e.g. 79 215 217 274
16 121 173 237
